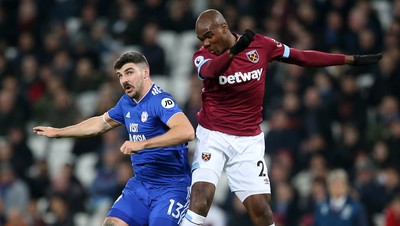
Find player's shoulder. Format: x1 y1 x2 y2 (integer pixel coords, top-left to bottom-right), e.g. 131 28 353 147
148 84 177 107
254 33 277 44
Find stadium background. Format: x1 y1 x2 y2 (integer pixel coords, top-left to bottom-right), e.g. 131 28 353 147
0 0 399 225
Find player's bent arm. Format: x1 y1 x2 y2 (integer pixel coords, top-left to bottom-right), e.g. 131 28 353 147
33 112 120 138
142 112 195 149
198 51 232 79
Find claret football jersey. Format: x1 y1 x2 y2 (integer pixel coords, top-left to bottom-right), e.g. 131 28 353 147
108 83 191 186
193 33 290 136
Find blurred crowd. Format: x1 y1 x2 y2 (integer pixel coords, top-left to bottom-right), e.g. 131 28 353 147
0 0 400 226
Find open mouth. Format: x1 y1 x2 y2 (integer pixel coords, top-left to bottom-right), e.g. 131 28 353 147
123 84 133 92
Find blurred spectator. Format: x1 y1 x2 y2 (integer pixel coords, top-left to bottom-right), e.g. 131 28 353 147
292 153 329 208
265 109 301 157
224 194 252 226
182 72 202 129
140 22 167 76
302 86 334 145
51 50 74 87
384 194 400 226
7 126 34 180
87 146 120 213
370 139 392 170
314 70 337 112
25 199 46 226
159 0 195 32
70 57 103 94
367 94 400 145
0 163 30 215
0 89 26 136
353 154 387 226
320 9 346 51
236 14 257 33
27 160 51 200
335 74 368 132
314 169 368 226
5 207 27 226
380 167 400 208
368 52 400 107
271 181 300 226
45 87 81 128
46 194 75 226
47 164 86 215
110 1 142 45
300 177 327 226
140 0 167 26
387 119 400 171
333 123 364 172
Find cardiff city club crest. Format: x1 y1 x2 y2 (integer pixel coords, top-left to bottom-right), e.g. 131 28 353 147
201 152 211 161
246 50 259 63
141 111 148 122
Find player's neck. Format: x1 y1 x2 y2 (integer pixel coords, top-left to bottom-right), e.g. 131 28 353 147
134 80 153 102
228 32 238 49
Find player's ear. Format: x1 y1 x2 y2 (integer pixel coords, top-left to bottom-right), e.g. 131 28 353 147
221 23 229 34
144 67 150 80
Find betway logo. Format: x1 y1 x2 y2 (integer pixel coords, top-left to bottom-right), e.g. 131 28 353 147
219 68 263 85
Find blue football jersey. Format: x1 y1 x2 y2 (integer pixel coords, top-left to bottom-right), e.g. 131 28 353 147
108 84 191 187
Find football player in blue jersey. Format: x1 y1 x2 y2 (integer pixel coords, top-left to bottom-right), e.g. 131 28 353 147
33 51 195 226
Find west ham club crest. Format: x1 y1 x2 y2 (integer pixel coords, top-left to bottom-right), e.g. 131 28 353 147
201 152 211 161
246 50 259 63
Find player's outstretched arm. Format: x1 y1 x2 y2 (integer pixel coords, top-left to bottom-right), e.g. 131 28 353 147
33 113 120 138
120 112 195 155
280 48 383 67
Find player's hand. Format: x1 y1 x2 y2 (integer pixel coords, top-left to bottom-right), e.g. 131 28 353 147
33 126 60 138
120 141 144 155
229 29 255 55
353 53 382 66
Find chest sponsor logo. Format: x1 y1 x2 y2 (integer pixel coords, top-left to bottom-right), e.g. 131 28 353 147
161 98 175 109
141 111 148 122
219 68 263 85
129 134 147 142
246 50 259 63
201 152 211 161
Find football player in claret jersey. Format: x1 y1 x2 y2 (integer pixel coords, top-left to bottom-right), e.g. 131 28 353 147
180 9 382 226
33 51 195 226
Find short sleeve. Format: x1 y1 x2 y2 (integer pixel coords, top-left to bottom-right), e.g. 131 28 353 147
153 93 183 125
107 96 125 125
261 36 290 61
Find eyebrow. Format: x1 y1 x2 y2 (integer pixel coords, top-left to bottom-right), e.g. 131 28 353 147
197 30 211 41
116 67 134 76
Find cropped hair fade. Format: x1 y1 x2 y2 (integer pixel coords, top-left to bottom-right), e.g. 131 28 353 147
113 51 149 70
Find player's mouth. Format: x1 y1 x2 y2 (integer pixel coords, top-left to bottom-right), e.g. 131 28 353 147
123 83 133 93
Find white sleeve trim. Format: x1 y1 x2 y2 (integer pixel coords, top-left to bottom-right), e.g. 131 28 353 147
103 113 112 128
197 58 211 80
283 44 290 58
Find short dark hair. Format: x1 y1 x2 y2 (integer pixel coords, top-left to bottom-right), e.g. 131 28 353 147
113 51 149 70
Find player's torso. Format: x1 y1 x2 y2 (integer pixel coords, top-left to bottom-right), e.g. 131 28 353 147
196 35 279 135
118 88 190 182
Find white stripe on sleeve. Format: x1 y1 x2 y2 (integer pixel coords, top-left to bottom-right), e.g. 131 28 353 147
282 44 290 58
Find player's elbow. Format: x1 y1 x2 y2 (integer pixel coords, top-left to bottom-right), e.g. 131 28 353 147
183 126 195 142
